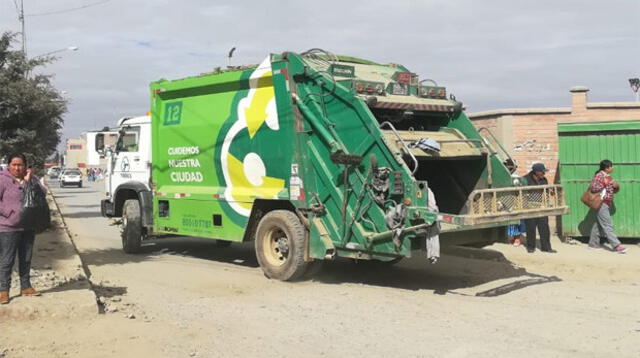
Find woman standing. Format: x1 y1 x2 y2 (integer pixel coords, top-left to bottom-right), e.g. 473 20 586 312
588 160 626 253
504 159 525 247
0 153 43 304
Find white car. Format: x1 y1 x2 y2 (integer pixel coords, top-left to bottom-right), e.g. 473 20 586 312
59 169 83 188
47 166 61 176
48 166 62 179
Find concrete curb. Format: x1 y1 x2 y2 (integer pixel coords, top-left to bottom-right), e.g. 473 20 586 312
0 189 98 319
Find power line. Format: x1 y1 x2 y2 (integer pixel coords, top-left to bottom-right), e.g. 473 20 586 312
26 0 111 17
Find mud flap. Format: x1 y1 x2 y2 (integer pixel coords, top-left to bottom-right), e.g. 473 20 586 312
309 218 336 260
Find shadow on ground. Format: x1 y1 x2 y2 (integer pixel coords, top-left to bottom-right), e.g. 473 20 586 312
40 280 92 294
79 237 260 269
60 211 104 219
569 236 640 246
310 245 561 295
53 190 98 195
77 237 560 296
65 204 100 208
32 229 80 263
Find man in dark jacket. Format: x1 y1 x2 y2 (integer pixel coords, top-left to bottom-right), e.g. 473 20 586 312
524 163 555 254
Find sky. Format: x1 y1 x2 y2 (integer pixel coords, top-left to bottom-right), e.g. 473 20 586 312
1 0 639 151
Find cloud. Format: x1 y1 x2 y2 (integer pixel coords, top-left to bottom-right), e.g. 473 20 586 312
0 0 638 150
135 41 153 48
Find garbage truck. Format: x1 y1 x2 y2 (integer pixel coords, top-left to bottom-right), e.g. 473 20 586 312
98 50 567 280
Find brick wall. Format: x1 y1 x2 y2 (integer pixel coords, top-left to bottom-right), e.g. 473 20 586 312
469 87 640 233
470 87 640 181
64 138 87 169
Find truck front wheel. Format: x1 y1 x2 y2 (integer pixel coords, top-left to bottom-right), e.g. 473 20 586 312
255 210 308 281
121 199 142 253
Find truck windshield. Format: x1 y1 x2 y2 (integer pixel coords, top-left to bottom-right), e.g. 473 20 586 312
116 126 140 152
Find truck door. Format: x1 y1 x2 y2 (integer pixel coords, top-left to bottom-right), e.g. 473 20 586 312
112 126 147 189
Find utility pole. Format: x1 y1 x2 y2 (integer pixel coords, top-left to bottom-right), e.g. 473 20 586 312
19 0 26 57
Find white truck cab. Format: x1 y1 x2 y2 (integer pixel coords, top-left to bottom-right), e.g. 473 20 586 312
96 115 152 224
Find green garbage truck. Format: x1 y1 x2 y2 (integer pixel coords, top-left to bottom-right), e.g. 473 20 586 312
102 50 567 280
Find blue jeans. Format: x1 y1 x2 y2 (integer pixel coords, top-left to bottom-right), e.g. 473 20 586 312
0 230 36 291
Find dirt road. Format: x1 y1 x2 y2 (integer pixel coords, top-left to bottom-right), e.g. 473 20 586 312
1 180 638 357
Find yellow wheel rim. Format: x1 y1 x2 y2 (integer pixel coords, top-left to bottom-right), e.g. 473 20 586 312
261 227 289 267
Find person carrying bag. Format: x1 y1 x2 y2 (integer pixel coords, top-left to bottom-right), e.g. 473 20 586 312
580 186 602 210
0 153 48 304
586 160 626 253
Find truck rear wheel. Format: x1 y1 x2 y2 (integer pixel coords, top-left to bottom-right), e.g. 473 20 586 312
121 199 142 253
255 210 308 281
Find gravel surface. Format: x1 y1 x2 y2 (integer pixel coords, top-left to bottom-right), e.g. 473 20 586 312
1 180 638 358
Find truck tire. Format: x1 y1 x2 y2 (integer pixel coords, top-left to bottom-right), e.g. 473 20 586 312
121 199 142 253
255 210 308 281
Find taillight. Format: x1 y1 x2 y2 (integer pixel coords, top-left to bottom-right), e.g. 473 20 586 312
354 81 386 95
419 86 447 99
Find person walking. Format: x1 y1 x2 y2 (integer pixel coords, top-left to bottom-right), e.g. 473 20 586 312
0 153 44 304
588 160 626 253
524 163 555 253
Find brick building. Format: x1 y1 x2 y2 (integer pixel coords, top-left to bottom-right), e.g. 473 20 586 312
64 132 118 171
469 86 640 181
63 138 86 169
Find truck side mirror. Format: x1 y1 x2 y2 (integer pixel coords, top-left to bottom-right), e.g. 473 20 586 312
104 145 114 155
95 133 105 154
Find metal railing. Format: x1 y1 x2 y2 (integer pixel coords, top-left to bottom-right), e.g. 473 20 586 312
380 121 419 174
462 184 568 225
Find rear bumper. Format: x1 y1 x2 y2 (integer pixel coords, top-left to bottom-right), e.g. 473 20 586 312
438 184 569 231
458 207 569 226
439 207 569 233
62 180 82 185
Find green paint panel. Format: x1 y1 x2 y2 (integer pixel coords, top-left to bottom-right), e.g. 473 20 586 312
558 121 640 238
150 59 296 241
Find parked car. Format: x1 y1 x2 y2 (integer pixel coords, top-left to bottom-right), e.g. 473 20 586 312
48 167 62 179
59 168 83 188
